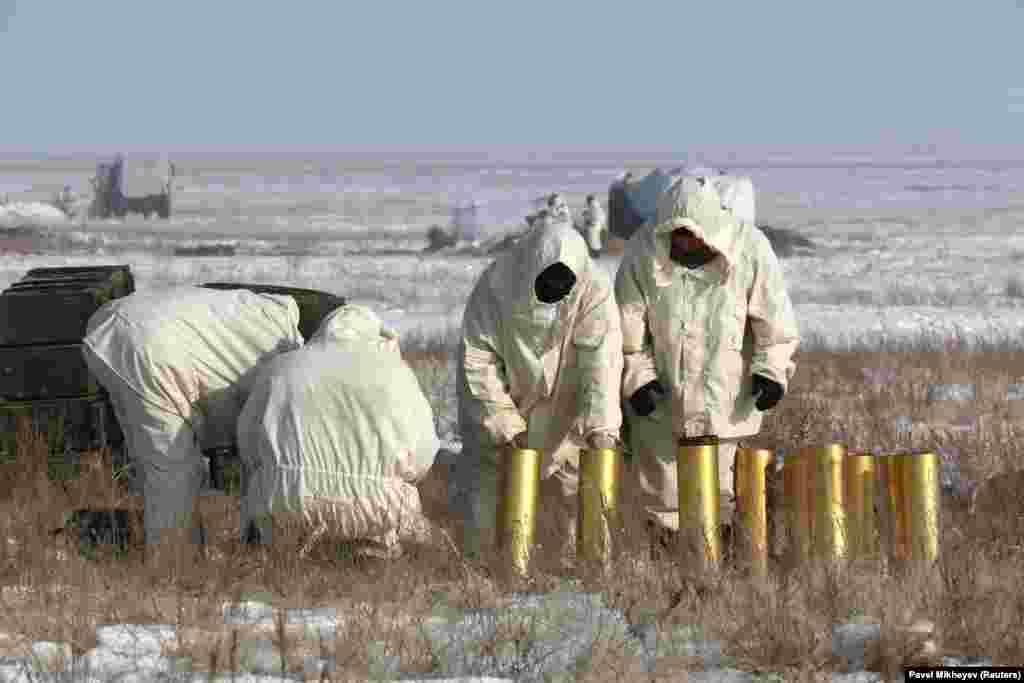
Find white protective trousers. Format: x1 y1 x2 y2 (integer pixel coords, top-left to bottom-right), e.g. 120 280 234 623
83 346 207 545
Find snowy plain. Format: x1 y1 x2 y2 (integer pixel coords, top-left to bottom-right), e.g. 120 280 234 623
0 152 1021 681
2 152 1024 352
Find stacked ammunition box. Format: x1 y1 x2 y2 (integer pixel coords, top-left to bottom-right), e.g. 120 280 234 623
200 282 346 342
0 265 134 480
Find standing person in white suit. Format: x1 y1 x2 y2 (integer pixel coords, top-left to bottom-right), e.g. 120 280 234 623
579 195 607 257
236 304 440 560
455 215 623 568
614 174 800 556
82 287 305 568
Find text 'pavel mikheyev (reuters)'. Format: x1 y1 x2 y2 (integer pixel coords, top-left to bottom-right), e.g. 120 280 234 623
905 667 1024 680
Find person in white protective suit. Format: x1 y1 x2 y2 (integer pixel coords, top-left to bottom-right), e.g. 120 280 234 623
614 174 800 556
236 304 440 560
546 193 573 224
81 287 305 565
579 194 607 257
455 215 623 566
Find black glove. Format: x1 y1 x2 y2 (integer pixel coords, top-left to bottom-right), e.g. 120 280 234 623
629 380 666 417
752 374 784 411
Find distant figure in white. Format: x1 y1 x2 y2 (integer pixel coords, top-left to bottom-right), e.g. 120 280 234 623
237 304 440 560
82 287 305 568
578 194 607 257
54 185 77 217
546 192 573 224
452 200 482 246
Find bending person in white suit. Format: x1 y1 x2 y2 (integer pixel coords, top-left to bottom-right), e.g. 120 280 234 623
237 304 439 560
82 286 305 567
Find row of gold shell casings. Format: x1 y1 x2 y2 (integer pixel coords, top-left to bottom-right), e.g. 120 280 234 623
497 443 940 577
876 452 941 564
783 445 941 567
497 446 626 576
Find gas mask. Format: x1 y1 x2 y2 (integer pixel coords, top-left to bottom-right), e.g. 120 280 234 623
669 228 717 269
534 262 576 304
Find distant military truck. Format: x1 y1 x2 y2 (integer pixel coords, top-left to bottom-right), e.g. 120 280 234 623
89 155 175 220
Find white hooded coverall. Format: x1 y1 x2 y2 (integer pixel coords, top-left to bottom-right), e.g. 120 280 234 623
81 286 304 546
580 197 607 254
456 218 623 562
236 305 439 551
615 175 800 531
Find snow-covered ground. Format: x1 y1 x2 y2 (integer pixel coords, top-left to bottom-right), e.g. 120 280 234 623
0 201 69 229
2 152 1023 351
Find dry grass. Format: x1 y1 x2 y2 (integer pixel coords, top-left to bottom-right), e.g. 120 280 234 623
0 334 1022 681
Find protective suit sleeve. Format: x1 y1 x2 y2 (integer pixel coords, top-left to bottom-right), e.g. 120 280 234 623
396 362 442 484
461 277 527 447
746 230 800 390
572 275 623 441
614 245 659 399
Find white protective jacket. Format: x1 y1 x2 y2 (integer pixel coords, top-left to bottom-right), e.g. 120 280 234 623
457 218 623 476
237 304 439 543
615 174 800 440
83 286 304 448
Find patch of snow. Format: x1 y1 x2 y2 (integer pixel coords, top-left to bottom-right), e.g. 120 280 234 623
0 202 69 229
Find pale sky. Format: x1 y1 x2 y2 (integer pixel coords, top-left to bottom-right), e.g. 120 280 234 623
2 1 1023 156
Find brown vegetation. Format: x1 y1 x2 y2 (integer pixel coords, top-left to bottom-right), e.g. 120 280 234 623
0 338 1021 680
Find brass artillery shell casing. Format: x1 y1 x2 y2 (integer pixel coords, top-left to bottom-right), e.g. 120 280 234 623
577 447 623 565
901 451 941 564
807 444 847 562
496 447 542 577
844 452 878 560
677 436 721 570
784 450 812 564
875 454 896 566
884 453 913 563
734 447 774 577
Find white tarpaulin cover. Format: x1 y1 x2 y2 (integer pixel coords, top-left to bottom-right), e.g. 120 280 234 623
0 202 70 228
82 286 305 545
712 175 756 225
237 304 440 546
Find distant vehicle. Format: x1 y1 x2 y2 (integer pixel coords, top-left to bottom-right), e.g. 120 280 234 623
89 155 175 220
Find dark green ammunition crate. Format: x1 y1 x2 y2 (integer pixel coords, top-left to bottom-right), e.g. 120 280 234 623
0 344 99 400
200 283 346 341
22 265 135 295
0 283 117 346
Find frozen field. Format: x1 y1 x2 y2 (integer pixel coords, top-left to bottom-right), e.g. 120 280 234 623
2 151 1024 351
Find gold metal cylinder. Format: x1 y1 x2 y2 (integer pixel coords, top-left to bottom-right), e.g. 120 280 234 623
901 451 941 564
807 444 847 561
886 453 912 563
677 437 721 570
784 450 812 564
874 454 895 566
844 452 878 560
496 447 542 576
734 447 774 577
577 447 623 565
